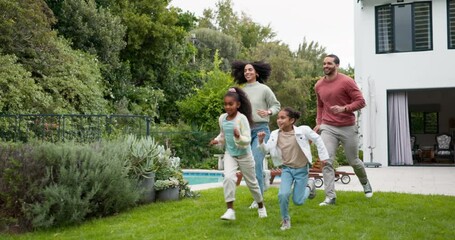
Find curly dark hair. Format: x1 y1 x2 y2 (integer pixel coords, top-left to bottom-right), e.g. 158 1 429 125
281 107 301 125
231 60 272 84
225 87 253 126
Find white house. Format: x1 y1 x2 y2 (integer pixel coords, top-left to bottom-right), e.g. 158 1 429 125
355 0 455 166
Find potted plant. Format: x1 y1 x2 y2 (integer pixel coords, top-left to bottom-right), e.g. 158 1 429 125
125 135 161 203
154 177 180 201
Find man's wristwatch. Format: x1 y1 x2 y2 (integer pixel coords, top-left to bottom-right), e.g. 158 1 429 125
267 110 272 115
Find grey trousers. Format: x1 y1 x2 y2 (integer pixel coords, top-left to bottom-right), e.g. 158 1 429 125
223 152 263 203
320 124 369 199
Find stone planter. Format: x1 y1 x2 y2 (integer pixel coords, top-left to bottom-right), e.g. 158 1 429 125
140 172 156 203
156 187 179 202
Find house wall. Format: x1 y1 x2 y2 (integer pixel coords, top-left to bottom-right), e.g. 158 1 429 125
355 0 455 166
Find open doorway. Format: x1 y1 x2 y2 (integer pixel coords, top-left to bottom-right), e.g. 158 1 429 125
387 88 455 166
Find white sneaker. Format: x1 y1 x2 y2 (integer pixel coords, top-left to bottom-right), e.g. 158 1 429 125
249 200 258 209
258 207 267 218
319 197 336 206
280 219 291 230
220 208 235 220
362 181 373 198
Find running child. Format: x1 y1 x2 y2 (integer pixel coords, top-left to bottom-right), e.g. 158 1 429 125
210 87 267 220
258 107 329 230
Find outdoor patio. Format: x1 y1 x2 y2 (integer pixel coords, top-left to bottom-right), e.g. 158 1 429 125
191 166 455 196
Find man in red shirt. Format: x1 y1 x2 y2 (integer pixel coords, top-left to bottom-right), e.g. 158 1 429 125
314 54 373 206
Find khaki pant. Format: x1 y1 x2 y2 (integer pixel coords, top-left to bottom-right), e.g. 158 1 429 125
223 152 263 203
320 124 369 199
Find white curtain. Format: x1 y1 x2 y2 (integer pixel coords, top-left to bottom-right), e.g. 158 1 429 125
388 92 413 165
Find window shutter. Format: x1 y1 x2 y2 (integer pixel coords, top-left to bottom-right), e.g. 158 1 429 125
449 0 455 48
413 2 432 50
377 5 393 53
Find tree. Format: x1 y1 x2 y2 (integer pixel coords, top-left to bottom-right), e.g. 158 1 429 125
0 53 50 113
236 13 275 49
0 0 109 114
198 9 216 30
46 0 126 69
294 38 327 78
191 28 240 70
0 0 57 72
177 53 233 132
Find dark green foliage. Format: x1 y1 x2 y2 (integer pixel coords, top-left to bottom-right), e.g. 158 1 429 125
0 0 56 68
47 0 126 68
0 0 109 114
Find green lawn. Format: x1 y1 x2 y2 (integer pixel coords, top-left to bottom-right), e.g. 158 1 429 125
2 187 455 240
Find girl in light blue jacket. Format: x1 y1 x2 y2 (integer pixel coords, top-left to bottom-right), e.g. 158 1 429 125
258 107 329 230
210 87 267 221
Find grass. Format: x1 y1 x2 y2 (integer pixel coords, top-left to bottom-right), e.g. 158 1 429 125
2 187 455 240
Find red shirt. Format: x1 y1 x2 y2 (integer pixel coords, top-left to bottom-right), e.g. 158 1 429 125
315 73 366 127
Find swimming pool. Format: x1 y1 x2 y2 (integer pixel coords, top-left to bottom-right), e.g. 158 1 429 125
183 171 224 185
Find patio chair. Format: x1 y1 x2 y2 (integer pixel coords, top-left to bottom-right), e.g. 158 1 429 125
410 135 422 163
434 133 454 163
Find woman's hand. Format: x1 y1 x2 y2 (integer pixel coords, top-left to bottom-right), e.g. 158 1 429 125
257 109 270 118
209 139 219 145
258 131 266 144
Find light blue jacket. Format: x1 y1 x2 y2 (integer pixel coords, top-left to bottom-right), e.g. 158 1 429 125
259 125 329 167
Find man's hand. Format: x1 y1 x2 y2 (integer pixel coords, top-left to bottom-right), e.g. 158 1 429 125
258 131 266 144
209 139 219 145
257 109 270 118
313 125 321 134
330 105 346 114
320 160 328 166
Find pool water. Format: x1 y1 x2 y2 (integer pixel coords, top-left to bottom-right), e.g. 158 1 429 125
183 172 224 185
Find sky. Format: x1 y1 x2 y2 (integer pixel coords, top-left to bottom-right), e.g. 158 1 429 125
170 0 355 68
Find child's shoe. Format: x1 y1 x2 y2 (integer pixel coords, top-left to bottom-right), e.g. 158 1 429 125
258 206 267 218
280 219 291 230
220 208 236 220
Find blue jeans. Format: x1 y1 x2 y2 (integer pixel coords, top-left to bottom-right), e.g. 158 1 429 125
278 165 310 221
251 123 270 195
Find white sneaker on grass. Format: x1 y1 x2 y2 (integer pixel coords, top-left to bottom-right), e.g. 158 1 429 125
362 181 373 198
319 197 336 206
258 207 267 218
280 219 291 230
220 208 235 220
249 200 258 209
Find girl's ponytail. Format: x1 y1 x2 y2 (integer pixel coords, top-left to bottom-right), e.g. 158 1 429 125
225 87 254 126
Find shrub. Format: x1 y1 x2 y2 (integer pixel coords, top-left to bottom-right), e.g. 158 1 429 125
0 142 56 232
26 141 140 229
0 140 141 231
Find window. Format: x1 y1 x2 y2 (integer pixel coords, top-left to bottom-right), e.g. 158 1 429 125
376 2 433 53
410 112 439 134
449 0 455 48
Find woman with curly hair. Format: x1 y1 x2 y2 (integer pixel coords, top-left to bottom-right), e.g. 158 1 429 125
231 61 281 209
